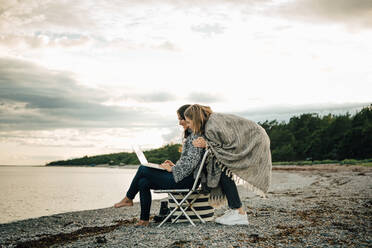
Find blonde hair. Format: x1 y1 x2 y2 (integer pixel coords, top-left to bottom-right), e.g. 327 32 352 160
184 104 213 134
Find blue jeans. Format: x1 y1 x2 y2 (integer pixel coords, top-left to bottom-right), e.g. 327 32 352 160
219 172 242 209
126 165 195 221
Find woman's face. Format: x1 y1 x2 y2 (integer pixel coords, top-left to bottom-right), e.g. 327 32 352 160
185 116 194 131
177 113 188 130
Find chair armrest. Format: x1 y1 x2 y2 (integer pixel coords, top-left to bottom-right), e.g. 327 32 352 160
154 189 191 193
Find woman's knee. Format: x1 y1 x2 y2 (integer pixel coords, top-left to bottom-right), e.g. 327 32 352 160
138 178 151 190
138 165 146 172
137 165 152 175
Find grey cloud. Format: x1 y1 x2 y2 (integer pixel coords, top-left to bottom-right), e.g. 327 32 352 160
235 102 371 123
191 23 226 36
0 57 173 130
0 33 94 50
118 92 176 103
39 1 96 30
0 0 48 31
0 0 268 34
19 1 95 32
186 92 224 104
0 0 271 53
273 25 292 31
0 32 177 53
162 127 183 144
154 41 179 51
144 92 176 102
19 142 95 148
274 0 372 30
0 1 108 36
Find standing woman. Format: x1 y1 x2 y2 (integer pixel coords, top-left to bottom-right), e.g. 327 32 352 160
184 104 272 225
114 105 205 226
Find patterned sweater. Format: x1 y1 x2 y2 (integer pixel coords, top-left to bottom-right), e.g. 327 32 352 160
172 133 205 183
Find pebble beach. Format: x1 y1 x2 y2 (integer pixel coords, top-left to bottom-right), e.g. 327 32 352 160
0 165 371 248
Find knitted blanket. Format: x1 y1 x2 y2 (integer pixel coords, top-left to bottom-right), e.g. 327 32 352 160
201 113 272 207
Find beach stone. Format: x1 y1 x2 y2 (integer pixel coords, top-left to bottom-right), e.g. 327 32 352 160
0 166 371 248
95 236 107 244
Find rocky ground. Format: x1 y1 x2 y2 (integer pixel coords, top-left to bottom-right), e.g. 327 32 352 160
0 165 371 248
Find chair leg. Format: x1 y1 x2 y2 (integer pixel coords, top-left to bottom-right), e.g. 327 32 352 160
172 197 192 223
168 193 196 226
178 206 196 226
179 192 206 224
190 206 206 224
157 191 209 227
172 210 183 223
173 194 197 226
158 192 191 227
157 204 179 227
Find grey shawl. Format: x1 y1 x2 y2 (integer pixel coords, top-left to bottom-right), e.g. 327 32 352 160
201 113 272 207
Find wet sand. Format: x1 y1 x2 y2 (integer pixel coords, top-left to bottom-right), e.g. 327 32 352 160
0 165 371 247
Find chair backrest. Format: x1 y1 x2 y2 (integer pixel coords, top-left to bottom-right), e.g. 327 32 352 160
190 150 209 191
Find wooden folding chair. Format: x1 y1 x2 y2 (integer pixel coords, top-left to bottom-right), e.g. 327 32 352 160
154 150 209 227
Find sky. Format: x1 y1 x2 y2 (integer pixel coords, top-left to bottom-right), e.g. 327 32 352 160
0 0 371 165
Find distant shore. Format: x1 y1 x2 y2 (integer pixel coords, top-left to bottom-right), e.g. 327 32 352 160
1 164 371 248
0 164 141 168
45 162 371 169
45 164 141 169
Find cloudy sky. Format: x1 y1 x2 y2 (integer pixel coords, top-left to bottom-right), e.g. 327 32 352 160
0 0 371 165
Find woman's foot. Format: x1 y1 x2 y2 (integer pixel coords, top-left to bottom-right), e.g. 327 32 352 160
114 196 133 208
237 207 246 215
215 208 249 226
135 220 149 227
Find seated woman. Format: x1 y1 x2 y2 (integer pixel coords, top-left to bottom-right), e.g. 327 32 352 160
114 104 205 226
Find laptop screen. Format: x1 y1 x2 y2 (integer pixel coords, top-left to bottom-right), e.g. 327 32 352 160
132 145 148 165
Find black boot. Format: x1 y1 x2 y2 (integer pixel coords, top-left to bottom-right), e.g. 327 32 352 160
153 201 171 223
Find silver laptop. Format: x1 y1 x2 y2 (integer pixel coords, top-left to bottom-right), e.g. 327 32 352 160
132 145 165 170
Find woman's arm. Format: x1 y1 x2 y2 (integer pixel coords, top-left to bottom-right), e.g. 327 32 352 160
172 134 205 183
193 137 207 148
159 160 174 172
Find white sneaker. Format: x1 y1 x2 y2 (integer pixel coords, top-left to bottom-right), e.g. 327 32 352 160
215 209 249 225
215 209 235 223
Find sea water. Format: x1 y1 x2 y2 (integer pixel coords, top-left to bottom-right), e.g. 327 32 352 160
0 166 166 224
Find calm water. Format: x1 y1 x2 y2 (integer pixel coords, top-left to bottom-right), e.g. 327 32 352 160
0 166 166 224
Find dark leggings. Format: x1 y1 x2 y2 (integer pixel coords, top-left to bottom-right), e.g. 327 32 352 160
126 165 194 221
219 172 242 209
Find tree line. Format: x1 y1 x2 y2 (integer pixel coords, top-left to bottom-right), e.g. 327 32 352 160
47 105 371 166
47 144 182 166
259 105 371 162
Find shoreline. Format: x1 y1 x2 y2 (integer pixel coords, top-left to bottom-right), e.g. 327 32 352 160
45 164 141 169
1 165 371 247
0 162 363 170
2 162 369 169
